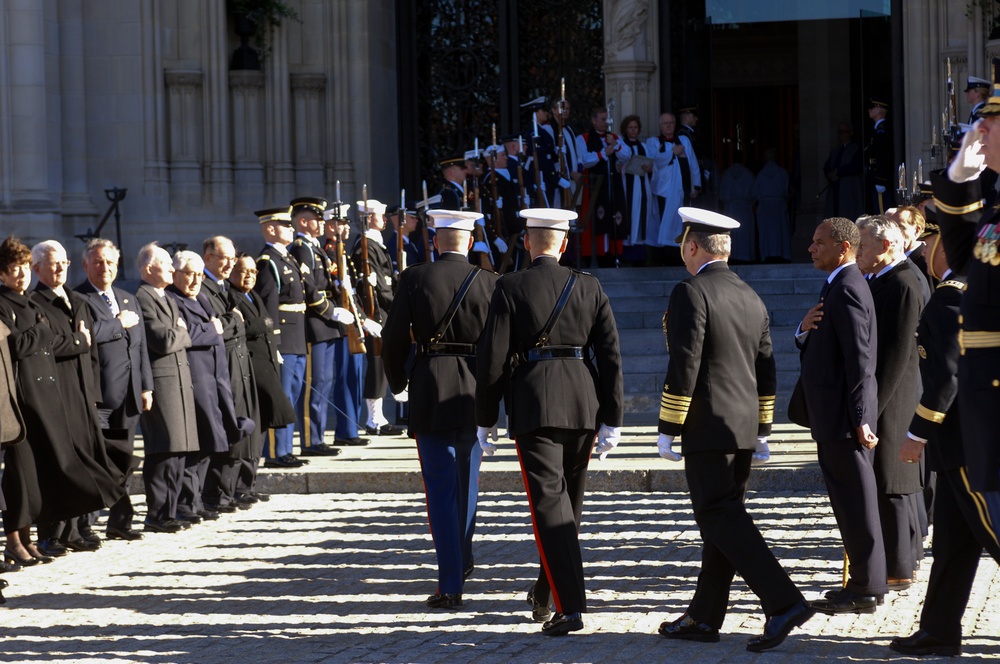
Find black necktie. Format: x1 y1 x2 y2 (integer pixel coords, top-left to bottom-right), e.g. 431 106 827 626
100 291 114 310
819 280 830 301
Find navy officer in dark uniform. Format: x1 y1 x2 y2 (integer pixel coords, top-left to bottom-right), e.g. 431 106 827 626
382 209 499 609
476 207 624 636
655 208 812 652
867 97 894 213
890 221 1000 657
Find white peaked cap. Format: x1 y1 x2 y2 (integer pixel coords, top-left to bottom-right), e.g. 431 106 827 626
518 208 578 231
426 209 482 231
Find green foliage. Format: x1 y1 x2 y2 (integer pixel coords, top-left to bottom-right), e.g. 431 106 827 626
229 0 301 60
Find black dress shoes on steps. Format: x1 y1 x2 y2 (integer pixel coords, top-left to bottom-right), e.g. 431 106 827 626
526 586 552 623
746 600 815 652
811 588 880 614
658 613 720 642
889 630 961 657
425 592 463 609
106 527 144 541
541 612 583 636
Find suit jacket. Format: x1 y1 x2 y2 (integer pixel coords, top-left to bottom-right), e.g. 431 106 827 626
910 276 966 472
382 253 499 435
798 265 878 444
475 255 623 435
658 262 775 451
75 280 152 423
869 260 924 493
135 283 199 455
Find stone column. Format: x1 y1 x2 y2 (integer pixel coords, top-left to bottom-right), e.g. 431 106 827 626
326 0 357 200
141 0 169 203
291 73 326 194
164 69 204 208
205 0 233 209
603 0 659 130
230 71 266 212
266 30 294 204
57 0 96 219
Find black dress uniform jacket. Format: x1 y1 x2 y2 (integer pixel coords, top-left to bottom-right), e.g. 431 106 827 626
351 232 394 324
475 256 623 434
382 253 499 435
255 244 332 356
658 262 775 448
869 261 924 493
930 170 1000 490
289 234 341 344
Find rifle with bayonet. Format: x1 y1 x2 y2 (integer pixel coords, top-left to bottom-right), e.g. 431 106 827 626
329 183 366 355
358 184 381 355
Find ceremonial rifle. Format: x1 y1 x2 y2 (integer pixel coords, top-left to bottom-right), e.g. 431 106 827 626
396 188 405 276
531 113 547 207
555 77 572 210
330 182 366 354
358 184 381 354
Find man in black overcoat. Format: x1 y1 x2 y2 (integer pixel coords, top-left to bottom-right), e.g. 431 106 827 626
655 209 812 652
796 218 888 614
856 215 925 588
476 208 623 636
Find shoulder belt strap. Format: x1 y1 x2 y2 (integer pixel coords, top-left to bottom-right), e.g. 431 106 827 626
536 273 577 348
429 267 482 343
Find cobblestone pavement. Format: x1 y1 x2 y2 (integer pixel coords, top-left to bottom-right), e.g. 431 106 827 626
2 491 998 663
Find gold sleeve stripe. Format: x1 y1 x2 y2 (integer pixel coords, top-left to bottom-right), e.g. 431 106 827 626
660 392 692 404
659 405 688 424
915 403 946 424
933 198 984 216
759 396 775 404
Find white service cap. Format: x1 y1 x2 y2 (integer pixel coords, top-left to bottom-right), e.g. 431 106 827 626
518 208 578 231
675 207 740 243
426 209 482 231
357 199 387 215
323 203 352 221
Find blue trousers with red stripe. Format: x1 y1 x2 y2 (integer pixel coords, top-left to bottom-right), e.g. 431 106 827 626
332 337 364 440
515 427 595 615
415 425 482 594
297 340 335 448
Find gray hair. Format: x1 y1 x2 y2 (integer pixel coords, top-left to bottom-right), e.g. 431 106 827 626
30 240 67 266
172 250 204 273
83 238 120 263
688 231 731 258
856 215 904 254
137 242 168 271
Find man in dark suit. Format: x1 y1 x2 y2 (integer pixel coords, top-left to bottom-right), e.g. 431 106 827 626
476 208 623 636
655 209 812 652
76 238 153 540
890 227 1000 657
856 215 925 589
796 217 888 613
382 209 499 609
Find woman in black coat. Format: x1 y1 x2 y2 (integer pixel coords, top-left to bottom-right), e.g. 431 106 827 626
0 237 113 566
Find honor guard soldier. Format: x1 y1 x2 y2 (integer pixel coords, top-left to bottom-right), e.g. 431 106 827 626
655 208 812 652
677 106 703 205
967 76 991 123
932 74 1000 538
867 97 894 213
475 208 624 636
288 197 359 455
353 199 405 436
382 209 499 609
253 206 331 467
522 96 565 206
481 144 525 271
439 156 468 210
890 222 1000 657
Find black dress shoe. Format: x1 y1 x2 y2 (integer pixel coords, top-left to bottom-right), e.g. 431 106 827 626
658 613 720 642
176 513 203 524
62 538 100 552
300 443 342 456
235 493 259 505
526 586 552 623
204 503 237 514
264 454 304 469
811 588 878 615
0 578 8 588
365 424 406 436
463 556 475 581
334 437 370 446
198 510 222 520
252 491 271 502
106 527 144 541
746 600 815 652
425 592 463 609
36 539 68 557
824 588 885 605
0 560 21 573
144 519 182 534
80 530 102 546
541 612 583 636
889 629 961 657
4 549 39 567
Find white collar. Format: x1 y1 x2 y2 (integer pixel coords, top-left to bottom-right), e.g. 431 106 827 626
365 228 385 248
696 259 726 274
873 256 904 280
266 242 288 256
828 260 856 283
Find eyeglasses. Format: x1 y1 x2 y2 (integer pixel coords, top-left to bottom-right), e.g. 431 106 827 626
180 270 204 280
44 260 70 268
235 268 258 276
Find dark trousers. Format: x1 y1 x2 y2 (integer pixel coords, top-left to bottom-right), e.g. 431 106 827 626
415 425 482 594
300 340 335 448
234 456 260 497
684 450 804 628
332 338 364 439
920 467 1000 643
515 427 594 615
363 344 387 400
816 439 888 595
143 452 186 523
177 453 208 517
203 454 239 507
877 492 917 579
106 473 137 531
102 416 140 531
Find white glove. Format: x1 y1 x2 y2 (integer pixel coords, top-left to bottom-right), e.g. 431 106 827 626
476 216 486 228
361 318 382 337
874 185 886 194
594 424 621 461
342 279 355 296
366 272 378 287
493 236 509 253
657 433 681 462
472 241 490 254
477 425 499 456
394 388 408 404
540 180 547 192
558 178 572 189
496 197 503 209
331 307 355 325
522 194 531 207
752 436 770 464
948 120 988 182
276 350 284 365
